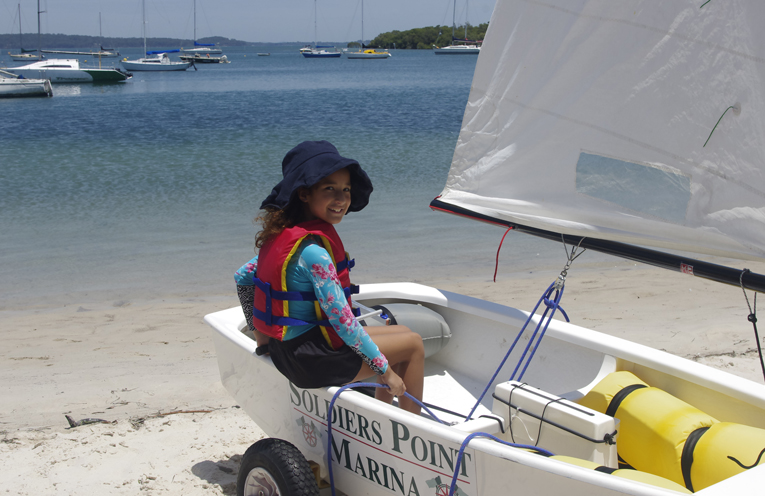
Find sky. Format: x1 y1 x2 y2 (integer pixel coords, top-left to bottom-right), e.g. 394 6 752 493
1 0 497 43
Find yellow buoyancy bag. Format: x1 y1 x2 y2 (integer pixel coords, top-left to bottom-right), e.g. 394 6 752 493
552 455 691 493
689 422 765 491
577 371 765 491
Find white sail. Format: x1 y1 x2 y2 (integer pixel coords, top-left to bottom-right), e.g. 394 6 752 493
438 0 765 261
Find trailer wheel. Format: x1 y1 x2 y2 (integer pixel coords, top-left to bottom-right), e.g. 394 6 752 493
237 438 319 496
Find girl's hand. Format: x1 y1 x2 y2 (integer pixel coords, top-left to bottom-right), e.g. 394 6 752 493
381 367 406 397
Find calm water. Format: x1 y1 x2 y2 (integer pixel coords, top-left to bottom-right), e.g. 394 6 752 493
1 46 571 310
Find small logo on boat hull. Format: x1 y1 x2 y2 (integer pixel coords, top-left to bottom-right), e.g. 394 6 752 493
427 476 467 496
297 416 321 447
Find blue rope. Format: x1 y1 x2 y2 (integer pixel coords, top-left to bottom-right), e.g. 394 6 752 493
511 284 567 382
448 431 555 496
326 382 445 496
464 281 569 421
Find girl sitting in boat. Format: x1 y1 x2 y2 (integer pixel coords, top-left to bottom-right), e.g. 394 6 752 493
235 140 425 414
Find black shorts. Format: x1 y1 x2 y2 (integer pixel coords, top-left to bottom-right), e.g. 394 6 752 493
268 327 363 389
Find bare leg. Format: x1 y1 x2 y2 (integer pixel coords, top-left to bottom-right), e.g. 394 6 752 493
351 325 424 415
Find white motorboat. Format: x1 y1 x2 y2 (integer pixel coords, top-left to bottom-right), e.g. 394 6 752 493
205 1 765 495
9 58 131 83
121 0 192 72
346 1 391 59
0 71 52 98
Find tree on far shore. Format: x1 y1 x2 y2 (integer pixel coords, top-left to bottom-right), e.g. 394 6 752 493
368 23 488 49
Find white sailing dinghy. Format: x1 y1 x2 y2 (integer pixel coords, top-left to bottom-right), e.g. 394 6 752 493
205 1 765 495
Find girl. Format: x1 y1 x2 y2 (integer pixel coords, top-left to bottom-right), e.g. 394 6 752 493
235 141 424 414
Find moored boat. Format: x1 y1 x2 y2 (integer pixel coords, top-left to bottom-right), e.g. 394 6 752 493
302 47 342 58
41 49 120 58
181 45 222 55
302 0 341 58
347 49 391 59
345 1 391 59
181 0 222 55
434 0 481 55
433 43 480 55
0 71 52 98
179 53 228 64
9 58 131 83
121 0 192 72
121 52 192 71
9 51 43 62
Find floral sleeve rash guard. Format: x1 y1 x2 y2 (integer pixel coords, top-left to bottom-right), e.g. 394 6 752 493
234 238 388 375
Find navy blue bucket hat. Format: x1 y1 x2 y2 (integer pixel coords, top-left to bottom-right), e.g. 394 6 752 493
260 140 373 213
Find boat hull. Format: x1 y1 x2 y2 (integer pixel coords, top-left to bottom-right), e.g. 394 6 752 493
205 282 765 495
179 54 229 64
9 53 42 61
120 60 191 71
302 51 342 58
434 46 480 54
0 78 52 98
9 67 129 83
181 47 222 54
346 51 391 59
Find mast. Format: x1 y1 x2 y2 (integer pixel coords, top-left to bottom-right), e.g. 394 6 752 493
18 4 22 50
37 0 44 58
142 0 147 57
361 0 364 47
314 0 318 48
193 0 196 43
465 0 468 39
451 0 456 40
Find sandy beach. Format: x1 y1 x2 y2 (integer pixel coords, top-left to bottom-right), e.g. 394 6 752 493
2 259 764 495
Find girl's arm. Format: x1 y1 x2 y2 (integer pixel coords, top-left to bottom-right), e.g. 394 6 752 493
299 243 389 375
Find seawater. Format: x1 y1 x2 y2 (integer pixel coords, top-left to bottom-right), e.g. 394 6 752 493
1 46 572 310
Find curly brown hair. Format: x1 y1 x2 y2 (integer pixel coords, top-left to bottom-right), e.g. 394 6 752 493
254 196 307 249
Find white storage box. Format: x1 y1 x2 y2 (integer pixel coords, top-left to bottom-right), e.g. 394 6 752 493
491 381 619 467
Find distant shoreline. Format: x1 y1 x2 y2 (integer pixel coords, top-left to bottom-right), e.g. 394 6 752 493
0 34 417 50
0 33 334 50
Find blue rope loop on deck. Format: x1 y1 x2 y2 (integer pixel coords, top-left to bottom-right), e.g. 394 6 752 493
448 432 555 496
325 382 445 496
465 281 569 422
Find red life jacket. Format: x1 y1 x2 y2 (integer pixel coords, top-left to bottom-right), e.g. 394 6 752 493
252 219 356 349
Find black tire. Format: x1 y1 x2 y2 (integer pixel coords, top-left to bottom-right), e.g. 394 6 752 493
237 438 319 496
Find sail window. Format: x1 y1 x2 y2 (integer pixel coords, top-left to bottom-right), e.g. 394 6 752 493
575 152 691 224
